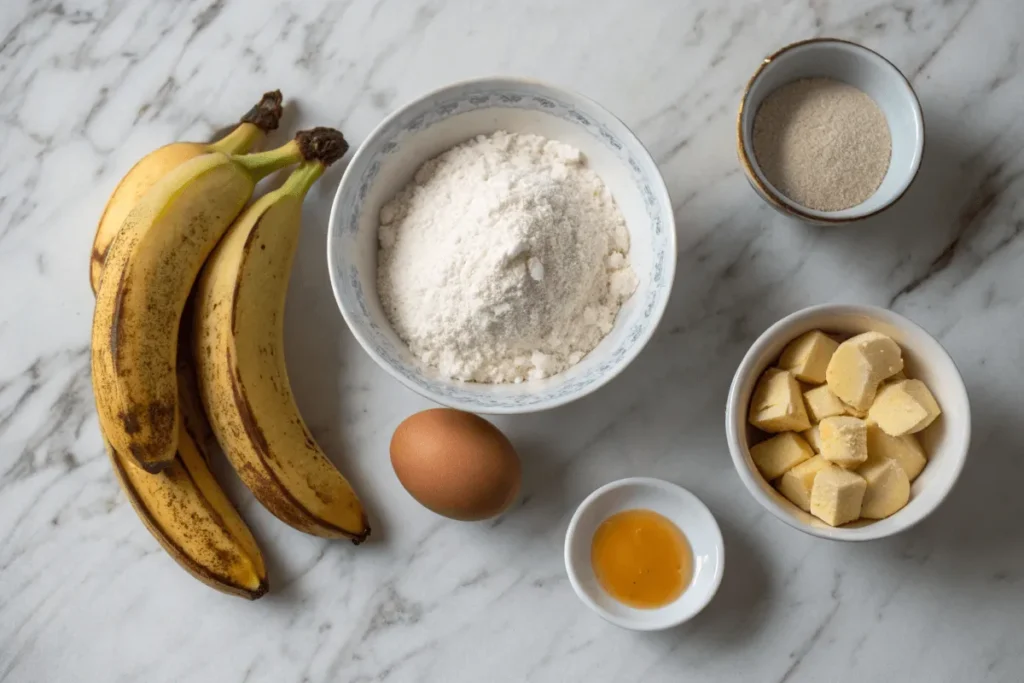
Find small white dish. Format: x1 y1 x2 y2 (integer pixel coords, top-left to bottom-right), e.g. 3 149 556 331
327 77 676 414
737 38 924 224
726 304 971 541
563 478 724 630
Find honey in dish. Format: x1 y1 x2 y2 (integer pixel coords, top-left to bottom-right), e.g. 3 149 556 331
591 509 693 609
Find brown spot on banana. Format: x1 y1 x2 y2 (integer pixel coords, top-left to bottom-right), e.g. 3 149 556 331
230 214 268 337
238 461 319 531
121 400 176 472
228 357 272 460
129 442 168 474
120 408 141 434
147 400 176 438
311 484 333 505
108 265 131 372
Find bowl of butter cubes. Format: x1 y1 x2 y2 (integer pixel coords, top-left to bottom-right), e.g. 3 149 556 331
726 304 971 541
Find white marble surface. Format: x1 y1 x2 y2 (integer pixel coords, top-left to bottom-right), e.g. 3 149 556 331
2 0 1023 681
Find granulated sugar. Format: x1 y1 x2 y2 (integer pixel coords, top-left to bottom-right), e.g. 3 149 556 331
752 77 891 211
377 131 637 384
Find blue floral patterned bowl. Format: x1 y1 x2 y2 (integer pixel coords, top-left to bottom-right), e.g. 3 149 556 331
327 78 676 413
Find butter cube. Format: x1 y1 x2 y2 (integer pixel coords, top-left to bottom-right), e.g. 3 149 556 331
802 425 822 453
866 423 926 481
868 379 941 436
777 455 830 511
750 432 814 481
778 330 838 385
819 416 868 468
749 369 812 433
857 455 910 519
825 332 904 410
803 385 848 423
810 465 866 526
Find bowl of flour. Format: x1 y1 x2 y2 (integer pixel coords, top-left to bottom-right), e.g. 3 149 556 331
328 78 675 413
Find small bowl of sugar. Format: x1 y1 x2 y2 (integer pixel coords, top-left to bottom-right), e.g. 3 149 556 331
737 38 924 224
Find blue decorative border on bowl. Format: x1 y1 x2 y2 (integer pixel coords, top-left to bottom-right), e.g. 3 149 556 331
330 80 674 410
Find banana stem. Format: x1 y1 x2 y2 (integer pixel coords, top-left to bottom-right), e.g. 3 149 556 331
208 90 284 154
279 162 326 199
295 128 349 167
207 123 263 155
234 140 303 182
239 90 284 132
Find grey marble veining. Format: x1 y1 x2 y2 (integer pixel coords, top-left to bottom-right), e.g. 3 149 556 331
2 0 1023 681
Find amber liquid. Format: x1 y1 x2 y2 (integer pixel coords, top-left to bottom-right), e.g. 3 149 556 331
590 509 693 609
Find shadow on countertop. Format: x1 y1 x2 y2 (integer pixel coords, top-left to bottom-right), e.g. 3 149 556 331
676 516 771 641
868 384 1024 584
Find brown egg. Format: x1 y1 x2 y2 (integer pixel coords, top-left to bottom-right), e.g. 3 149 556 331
390 408 521 521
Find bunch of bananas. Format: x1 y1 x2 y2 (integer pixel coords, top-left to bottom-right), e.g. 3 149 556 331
90 91 369 599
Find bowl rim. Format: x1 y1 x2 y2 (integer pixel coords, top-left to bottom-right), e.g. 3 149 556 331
736 37 925 224
725 303 971 541
563 477 725 630
326 75 677 413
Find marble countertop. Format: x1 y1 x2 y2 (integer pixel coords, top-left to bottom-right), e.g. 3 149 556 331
3 0 1023 681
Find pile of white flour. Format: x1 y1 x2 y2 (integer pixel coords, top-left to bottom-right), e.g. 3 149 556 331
377 131 637 383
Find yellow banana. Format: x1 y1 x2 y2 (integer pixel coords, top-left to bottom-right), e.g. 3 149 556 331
91 134 319 473
90 91 283 293
194 145 370 542
106 426 268 599
89 96 279 590
96 202 267 599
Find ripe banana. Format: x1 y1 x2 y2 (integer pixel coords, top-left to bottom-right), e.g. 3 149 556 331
93 151 269 599
90 93 284 578
106 427 268 599
92 135 312 472
90 90 283 293
194 140 369 542
100 301 268 598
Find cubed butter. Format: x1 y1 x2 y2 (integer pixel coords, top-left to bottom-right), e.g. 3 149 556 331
803 385 848 423
825 332 904 411
778 330 838 385
810 465 866 526
819 416 868 468
750 432 814 481
868 379 941 436
802 425 822 453
866 423 927 481
749 369 812 433
857 455 910 519
777 455 830 512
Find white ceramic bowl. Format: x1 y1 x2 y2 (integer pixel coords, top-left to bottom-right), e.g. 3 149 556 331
726 304 971 541
327 78 676 413
564 478 725 630
737 38 924 224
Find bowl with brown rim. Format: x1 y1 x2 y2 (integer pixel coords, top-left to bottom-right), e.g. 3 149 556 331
737 38 924 224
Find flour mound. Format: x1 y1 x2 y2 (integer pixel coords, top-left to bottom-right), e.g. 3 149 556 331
377 131 637 383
